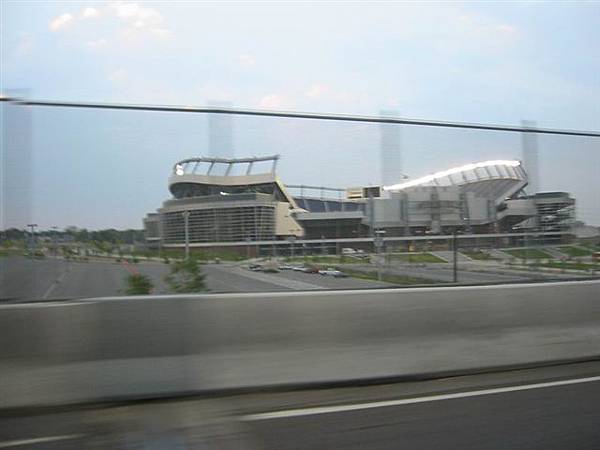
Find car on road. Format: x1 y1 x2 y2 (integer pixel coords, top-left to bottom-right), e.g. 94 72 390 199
279 264 295 270
318 268 348 277
248 264 262 271
302 266 320 274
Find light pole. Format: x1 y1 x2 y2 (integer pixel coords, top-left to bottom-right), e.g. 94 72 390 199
27 223 38 255
182 210 190 260
288 235 296 260
51 226 58 258
246 235 252 260
375 229 386 281
452 228 458 283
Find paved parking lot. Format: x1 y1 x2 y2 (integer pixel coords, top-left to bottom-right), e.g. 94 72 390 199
0 257 392 301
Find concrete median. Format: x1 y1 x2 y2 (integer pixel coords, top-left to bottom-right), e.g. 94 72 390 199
1 280 599 409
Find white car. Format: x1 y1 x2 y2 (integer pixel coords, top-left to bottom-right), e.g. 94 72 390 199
318 268 348 278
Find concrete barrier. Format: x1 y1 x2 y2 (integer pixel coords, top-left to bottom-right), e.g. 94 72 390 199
1 280 599 408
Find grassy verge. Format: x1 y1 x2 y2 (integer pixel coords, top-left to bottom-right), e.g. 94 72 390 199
461 250 500 261
0 248 23 258
388 252 447 263
557 246 593 257
535 261 600 271
580 241 600 250
342 268 440 285
505 248 553 259
285 256 364 265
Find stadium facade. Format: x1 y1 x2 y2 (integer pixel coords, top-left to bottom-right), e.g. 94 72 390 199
144 156 575 252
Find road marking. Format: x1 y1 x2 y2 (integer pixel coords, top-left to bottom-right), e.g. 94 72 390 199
0 434 83 448
42 264 71 300
240 375 600 421
0 301 97 309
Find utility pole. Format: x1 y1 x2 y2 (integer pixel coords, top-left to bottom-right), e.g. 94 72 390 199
452 229 458 283
27 223 38 255
288 235 296 260
182 211 190 260
51 226 58 258
375 229 386 282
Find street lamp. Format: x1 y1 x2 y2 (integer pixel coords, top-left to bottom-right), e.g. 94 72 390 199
27 223 38 255
51 226 58 258
182 210 190 260
374 229 386 281
246 235 252 260
288 235 296 260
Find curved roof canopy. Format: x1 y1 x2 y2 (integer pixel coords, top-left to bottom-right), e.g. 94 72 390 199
173 155 280 176
383 160 524 191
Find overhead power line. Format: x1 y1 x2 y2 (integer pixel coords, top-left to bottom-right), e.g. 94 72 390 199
2 97 600 137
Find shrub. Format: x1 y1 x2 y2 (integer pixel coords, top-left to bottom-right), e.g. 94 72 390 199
125 274 153 295
165 258 207 293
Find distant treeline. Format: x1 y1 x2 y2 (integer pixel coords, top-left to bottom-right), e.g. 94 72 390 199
1 227 145 245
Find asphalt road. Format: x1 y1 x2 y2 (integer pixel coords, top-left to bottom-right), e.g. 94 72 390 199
245 375 600 450
2 362 600 449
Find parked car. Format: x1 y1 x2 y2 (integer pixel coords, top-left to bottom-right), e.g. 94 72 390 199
302 266 320 274
318 268 348 277
279 264 295 270
262 261 280 273
249 264 262 271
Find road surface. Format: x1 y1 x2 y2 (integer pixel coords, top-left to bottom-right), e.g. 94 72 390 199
1 362 599 449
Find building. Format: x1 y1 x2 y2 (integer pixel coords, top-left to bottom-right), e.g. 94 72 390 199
144 157 575 250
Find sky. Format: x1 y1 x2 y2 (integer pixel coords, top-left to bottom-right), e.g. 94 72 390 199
2 1 600 229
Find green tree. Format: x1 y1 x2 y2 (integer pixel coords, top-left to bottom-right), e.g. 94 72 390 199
165 258 207 293
125 274 153 295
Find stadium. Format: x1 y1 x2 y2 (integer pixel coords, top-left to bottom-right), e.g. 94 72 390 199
144 156 575 253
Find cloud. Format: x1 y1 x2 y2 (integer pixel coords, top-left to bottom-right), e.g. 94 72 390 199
49 13 74 31
108 68 128 83
86 38 108 49
305 84 328 99
82 7 100 19
237 54 256 68
259 94 286 109
108 2 169 37
454 12 519 44
48 3 170 44
16 32 34 55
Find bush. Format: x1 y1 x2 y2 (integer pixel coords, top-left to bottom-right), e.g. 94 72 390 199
125 274 153 295
165 258 207 293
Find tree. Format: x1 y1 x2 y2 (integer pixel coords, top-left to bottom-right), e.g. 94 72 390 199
125 274 153 295
165 258 207 293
